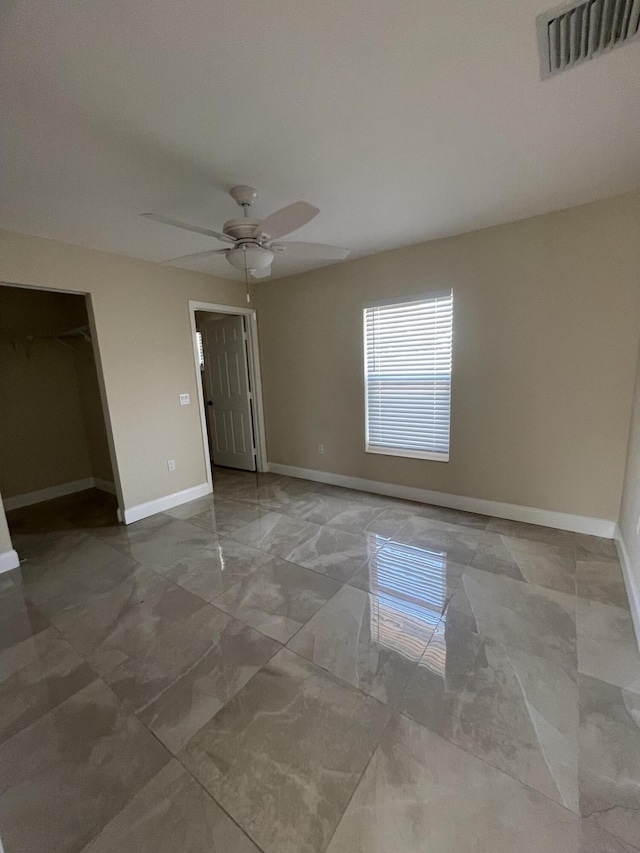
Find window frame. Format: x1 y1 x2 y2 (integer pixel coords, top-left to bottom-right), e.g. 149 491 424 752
363 290 453 463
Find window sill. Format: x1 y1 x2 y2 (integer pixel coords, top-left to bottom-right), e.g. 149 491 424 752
365 445 449 463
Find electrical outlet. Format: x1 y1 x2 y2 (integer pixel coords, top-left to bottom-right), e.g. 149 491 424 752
317 444 324 455
636 513 640 536
167 459 176 472
179 393 190 406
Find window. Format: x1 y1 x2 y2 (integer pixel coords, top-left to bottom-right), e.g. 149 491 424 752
196 331 205 368
363 290 453 462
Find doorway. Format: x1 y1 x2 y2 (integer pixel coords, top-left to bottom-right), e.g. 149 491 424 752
189 301 267 488
0 283 122 526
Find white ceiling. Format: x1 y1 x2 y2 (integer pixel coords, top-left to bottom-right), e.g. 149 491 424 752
1 0 639 281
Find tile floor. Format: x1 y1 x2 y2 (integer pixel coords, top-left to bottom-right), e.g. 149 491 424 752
1 468 639 851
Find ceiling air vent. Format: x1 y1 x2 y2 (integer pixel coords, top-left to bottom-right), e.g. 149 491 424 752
537 0 640 77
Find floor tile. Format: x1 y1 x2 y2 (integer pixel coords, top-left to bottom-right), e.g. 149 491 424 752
283 492 352 525
93 513 217 569
213 467 281 487
327 504 412 539
575 534 619 563
0 584 50 653
410 502 490 530
82 759 260 852
236 479 312 511
577 559 629 608
579 815 640 852
0 679 170 853
470 531 576 594
0 626 97 746
50 565 206 672
390 516 482 566
348 537 466 610
229 511 319 556
42 562 279 754
579 674 640 849
207 479 262 503
366 507 420 538
289 584 437 706
0 571 15 594
164 495 214 521
19 535 137 624
9 525 86 565
487 517 576 549
161 536 273 601
6 498 79 538
449 566 576 671
180 648 391 853
108 605 280 752
326 714 579 853
189 497 270 536
1 477 630 853
213 557 340 642
302 482 378 504
401 613 578 810
577 598 640 693
209 470 282 502
59 491 119 530
284 524 375 582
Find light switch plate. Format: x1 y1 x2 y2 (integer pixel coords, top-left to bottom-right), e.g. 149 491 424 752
179 393 190 406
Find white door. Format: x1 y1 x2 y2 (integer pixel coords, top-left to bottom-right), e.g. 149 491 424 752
200 314 256 471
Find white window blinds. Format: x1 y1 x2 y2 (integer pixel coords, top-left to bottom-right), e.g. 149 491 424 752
196 331 205 368
363 290 453 462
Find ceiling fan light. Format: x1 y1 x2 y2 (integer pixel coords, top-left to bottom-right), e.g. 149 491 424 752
226 245 274 272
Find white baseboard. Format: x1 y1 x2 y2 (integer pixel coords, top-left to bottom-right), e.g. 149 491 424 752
268 462 616 538
0 549 20 574
2 477 116 511
615 525 640 651
121 482 212 525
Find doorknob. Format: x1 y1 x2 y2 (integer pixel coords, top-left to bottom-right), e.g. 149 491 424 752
207 400 213 406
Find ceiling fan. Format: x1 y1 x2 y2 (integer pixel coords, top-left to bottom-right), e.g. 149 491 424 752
141 185 350 280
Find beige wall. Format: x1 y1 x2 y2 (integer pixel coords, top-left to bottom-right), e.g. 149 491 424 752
73 339 114 483
0 286 115 498
0 230 246 521
0 336 94 497
256 193 640 521
619 339 640 577
0 487 12 555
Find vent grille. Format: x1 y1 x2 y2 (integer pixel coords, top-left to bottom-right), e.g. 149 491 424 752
537 0 640 77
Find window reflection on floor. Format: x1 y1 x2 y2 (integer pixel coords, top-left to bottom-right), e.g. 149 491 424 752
365 537 450 665
418 617 447 677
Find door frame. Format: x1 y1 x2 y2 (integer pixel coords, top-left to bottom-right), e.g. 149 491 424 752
189 300 268 486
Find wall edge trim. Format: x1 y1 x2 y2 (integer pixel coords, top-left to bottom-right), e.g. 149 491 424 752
615 525 640 652
121 482 212 525
0 549 20 574
268 462 616 537
2 478 116 511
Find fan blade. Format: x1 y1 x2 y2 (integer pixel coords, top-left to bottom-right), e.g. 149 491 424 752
253 201 319 239
161 249 229 265
141 213 235 243
251 267 272 279
270 241 350 260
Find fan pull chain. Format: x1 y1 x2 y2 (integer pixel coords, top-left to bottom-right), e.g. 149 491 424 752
243 249 251 304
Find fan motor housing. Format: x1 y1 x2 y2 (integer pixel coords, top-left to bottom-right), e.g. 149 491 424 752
223 218 262 240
